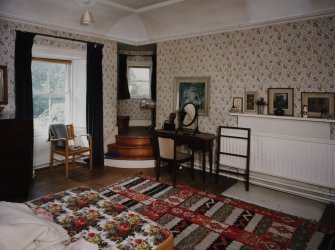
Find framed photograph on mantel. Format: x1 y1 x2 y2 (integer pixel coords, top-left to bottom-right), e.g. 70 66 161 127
244 91 257 113
174 77 210 116
301 92 335 118
268 88 294 116
233 97 243 112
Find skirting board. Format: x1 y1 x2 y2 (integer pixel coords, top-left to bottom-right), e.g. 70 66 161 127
104 158 155 168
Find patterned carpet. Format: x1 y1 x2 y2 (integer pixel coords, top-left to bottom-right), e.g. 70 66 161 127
99 174 335 250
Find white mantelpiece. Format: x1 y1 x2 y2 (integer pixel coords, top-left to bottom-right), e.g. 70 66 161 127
228 112 335 203
230 113 335 140
230 112 335 123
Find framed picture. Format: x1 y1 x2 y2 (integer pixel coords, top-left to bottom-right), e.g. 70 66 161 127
244 91 257 113
233 97 243 112
301 92 335 118
0 65 8 105
268 88 294 116
174 77 210 116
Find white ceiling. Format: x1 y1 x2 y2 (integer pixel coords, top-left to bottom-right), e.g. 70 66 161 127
0 0 335 45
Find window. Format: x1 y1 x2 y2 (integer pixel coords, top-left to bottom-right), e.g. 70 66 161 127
32 58 71 134
31 45 87 168
127 66 151 98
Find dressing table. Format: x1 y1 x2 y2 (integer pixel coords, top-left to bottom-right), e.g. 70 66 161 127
156 103 215 182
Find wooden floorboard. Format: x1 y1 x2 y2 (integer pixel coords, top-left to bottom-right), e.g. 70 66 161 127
28 163 236 200
28 163 334 233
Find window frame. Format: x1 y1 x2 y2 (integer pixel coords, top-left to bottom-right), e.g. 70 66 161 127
127 65 152 99
31 45 87 168
32 58 72 134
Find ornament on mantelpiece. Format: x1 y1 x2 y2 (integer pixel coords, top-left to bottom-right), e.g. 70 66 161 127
302 105 308 118
256 98 267 115
274 107 284 116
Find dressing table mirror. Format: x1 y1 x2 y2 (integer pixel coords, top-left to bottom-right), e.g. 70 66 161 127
177 102 198 135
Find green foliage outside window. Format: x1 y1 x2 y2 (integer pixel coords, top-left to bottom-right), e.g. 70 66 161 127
32 60 68 128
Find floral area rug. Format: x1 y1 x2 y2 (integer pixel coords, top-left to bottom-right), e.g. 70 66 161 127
99 174 335 250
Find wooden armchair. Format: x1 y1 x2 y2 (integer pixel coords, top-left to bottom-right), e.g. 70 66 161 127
49 124 92 177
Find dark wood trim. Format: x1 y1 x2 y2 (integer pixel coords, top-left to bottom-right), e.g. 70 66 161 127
0 65 8 105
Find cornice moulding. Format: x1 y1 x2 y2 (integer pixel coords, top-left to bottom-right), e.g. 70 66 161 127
138 8 335 45
0 12 135 45
1 8 335 46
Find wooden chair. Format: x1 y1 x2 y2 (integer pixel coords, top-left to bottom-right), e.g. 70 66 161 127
49 124 92 177
155 131 194 187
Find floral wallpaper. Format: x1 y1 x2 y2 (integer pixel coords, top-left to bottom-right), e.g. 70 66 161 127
0 19 117 146
118 99 151 120
117 53 153 121
156 16 335 136
1 15 334 147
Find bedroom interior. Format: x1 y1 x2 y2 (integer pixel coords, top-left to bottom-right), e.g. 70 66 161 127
0 0 335 249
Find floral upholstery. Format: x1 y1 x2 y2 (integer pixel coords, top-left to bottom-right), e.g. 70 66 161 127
26 186 172 249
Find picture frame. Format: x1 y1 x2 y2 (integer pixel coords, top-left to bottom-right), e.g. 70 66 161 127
174 77 210 116
0 65 8 105
233 97 243 112
244 91 257 113
301 92 335 118
268 88 294 116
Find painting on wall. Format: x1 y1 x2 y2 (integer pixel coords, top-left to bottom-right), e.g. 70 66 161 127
268 88 294 116
244 91 257 113
301 92 335 118
174 77 210 116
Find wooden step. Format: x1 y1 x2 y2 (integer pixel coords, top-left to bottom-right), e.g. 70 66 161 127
107 143 153 157
107 127 155 161
116 135 152 146
105 155 155 160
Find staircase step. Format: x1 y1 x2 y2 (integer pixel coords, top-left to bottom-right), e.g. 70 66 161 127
116 135 152 146
108 143 153 157
105 155 155 160
108 127 155 161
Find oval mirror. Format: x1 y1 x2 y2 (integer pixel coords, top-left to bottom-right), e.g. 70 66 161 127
180 102 197 126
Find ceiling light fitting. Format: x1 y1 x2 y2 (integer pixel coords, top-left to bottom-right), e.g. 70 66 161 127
80 0 94 25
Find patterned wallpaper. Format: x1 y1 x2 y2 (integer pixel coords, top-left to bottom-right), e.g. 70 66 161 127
117 55 153 121
1 15 335 146
156 16 335 135
0 19 117 145
118 99 151 120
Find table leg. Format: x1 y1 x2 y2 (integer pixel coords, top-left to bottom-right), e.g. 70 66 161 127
202 150 206 183
209 142 213 174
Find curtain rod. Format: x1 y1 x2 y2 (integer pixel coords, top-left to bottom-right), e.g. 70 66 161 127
16 30 103 46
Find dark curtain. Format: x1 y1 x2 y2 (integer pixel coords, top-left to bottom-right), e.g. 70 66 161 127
151 55 157 100
86 42 104 168
14 30 36 185
117 54 130 100
150 55 157 129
